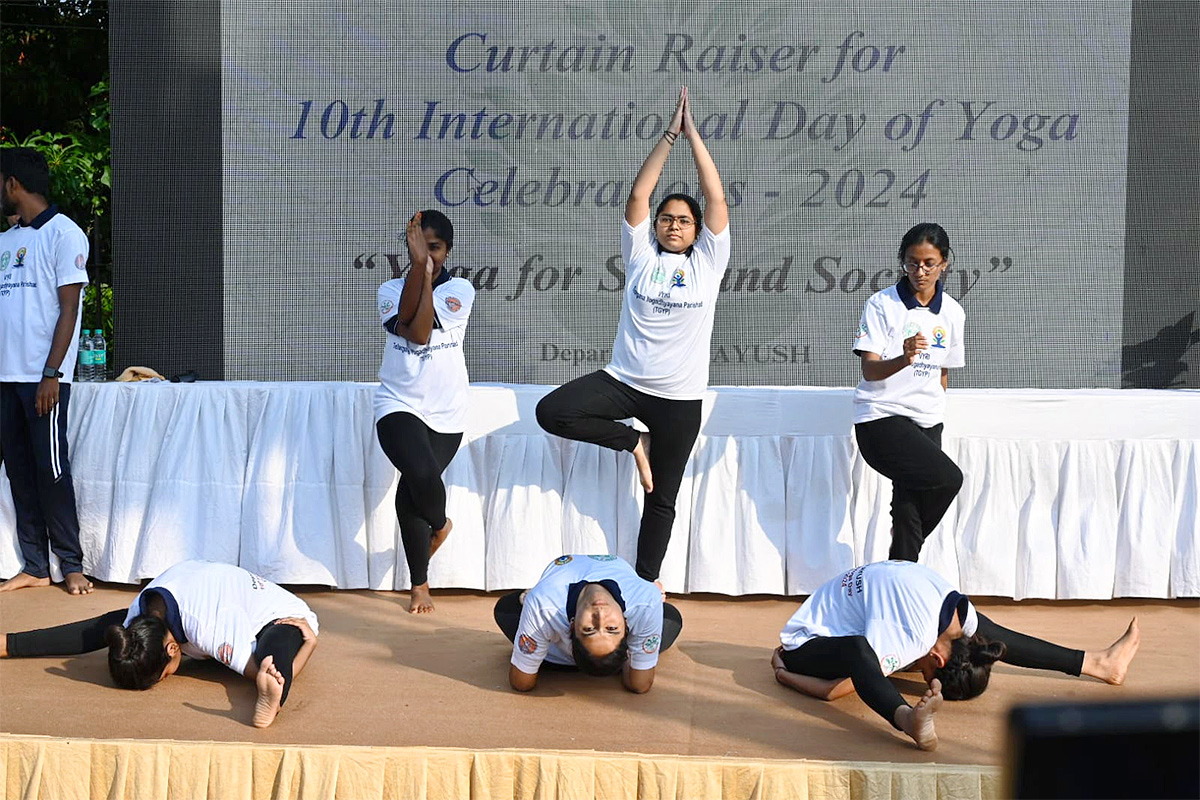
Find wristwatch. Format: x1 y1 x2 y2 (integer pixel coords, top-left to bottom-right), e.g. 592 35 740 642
42 366 63 379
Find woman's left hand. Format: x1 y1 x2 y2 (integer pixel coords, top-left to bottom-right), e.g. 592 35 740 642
681 86 698 139
275 617 317 642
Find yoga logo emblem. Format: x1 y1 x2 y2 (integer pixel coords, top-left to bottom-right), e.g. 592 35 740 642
218 643 234 666
931 326 947 348
554 555 573 565
642 635 660 654
518 634 537 655
379 298 395 316
444 296 462 313
879 654 901 673
12 247 26 269
671 268 686 288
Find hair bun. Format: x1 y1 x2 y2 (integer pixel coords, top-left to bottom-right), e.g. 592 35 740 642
104 624 129 655
972 639 1007 666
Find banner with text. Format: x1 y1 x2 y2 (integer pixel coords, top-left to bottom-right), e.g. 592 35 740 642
222 1 1131 387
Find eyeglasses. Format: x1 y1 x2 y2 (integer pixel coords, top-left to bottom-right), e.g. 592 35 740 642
656 214 695 228
903 260 947 274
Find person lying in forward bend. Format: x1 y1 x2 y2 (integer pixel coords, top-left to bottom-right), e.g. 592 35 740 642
1 559 319 728
493 554 682 693
772 560 1140 751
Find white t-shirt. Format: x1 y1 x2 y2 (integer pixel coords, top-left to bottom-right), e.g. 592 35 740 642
852 279 965 427
123 560 319 677
779 560 978 676
374 271 475 433
604 216 731 400
511 554 664 673
0 209 89 383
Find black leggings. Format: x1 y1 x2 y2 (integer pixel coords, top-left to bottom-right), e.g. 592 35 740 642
492 590 684 664
376 411 463 587
535 370 702 581
854 416 963 561
779 612 1084 727
6 612 307 705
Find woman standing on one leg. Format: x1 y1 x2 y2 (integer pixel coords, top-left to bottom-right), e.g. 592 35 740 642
853 223 965 561
1 560 319 728
771 561 1140 751
375 210 475 613
536 87 730 585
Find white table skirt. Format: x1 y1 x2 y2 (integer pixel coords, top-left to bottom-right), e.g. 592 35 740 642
1 382 1196 599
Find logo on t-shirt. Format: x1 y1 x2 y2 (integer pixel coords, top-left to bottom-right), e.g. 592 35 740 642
671 268 686 288
444 296 461 313
217 643 234 666
931 326 947 348
651 266 666 284
249 573 267 590
902 321 921 339
587 554 617 561
880 653 901 673
0 251 9 272
518 634 537 654
855 321 868 339
642 635 660 654
379 298 395 316
13 248 26 268
554 555 573 565
74 253 86 271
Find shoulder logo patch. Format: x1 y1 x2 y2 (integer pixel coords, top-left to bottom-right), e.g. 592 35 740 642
642 635 661 654
554 555 573 565
444 296 461 313
217 643 234 666
379 298 395 316
518 634 538 655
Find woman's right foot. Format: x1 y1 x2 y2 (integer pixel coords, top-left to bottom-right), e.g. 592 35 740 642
430 518 453 557
252 656 286 728
633 432 654 493
408 582 435 614
1084 618 1141 685
897 679 943 750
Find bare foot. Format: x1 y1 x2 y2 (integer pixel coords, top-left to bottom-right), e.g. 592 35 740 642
0 572 51 592
632 432 654 493
430 518 453 557
771 646 788 684
897 678 943 751
1083 618 1141 685
64 572 94 595
654 579 666 602
408 582 435 614
252 656 286 728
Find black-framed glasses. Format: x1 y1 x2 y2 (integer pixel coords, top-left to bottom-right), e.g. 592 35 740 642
656 214 695 228
903 260 947 274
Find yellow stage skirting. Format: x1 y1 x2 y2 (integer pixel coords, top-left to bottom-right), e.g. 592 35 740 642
1 734 1002 800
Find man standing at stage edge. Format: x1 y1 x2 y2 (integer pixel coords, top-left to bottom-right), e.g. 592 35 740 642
0 147 93 595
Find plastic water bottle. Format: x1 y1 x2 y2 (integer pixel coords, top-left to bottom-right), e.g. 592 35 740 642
78 330 94 381
92 328 107 382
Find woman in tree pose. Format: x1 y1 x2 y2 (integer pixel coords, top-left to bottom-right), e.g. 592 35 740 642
536 87 731 587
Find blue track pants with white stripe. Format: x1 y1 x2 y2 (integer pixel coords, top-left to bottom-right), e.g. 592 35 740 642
0 381 84 578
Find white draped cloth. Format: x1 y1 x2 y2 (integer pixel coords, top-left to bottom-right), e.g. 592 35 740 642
1 382 1196 599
